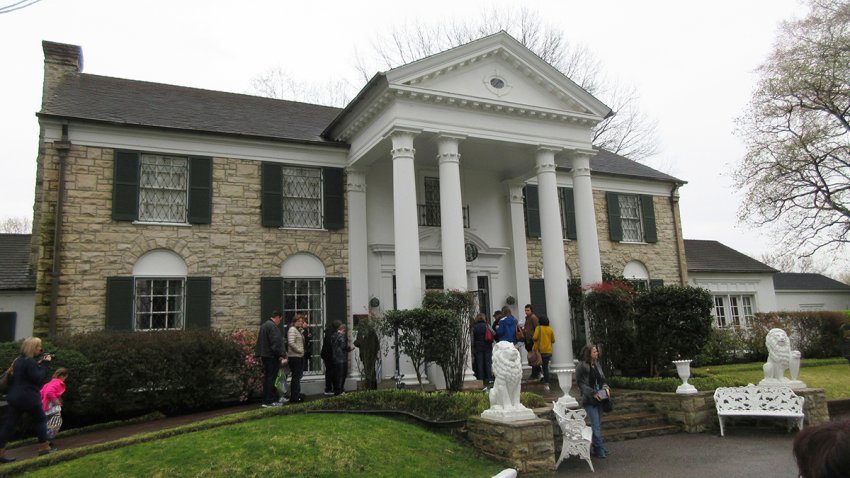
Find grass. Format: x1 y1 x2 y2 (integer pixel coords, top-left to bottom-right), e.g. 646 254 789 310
693 357 850 400
20 413 506 478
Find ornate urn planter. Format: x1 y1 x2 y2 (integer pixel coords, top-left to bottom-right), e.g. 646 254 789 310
553 368 579 408
672 359 697 394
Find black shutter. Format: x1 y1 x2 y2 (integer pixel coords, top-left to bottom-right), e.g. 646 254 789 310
188 156 213 224
106 276 135 330
260 277 283 324
0 312 16 342
561 187 577 240
641 195 657 243
524 185 541 238
322 168 344 230
112 150 139 221
529 278 548 318
649 279 665 290
606 192 623 241
185 277 212 329
325 277 347 325
261 163 283 228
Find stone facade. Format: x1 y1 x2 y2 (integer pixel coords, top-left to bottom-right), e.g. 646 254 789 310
467 415 555 473
31 142 348 335
527 191 686 285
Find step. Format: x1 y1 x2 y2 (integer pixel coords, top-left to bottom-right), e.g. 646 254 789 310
601 424 681 442
604 411 670 430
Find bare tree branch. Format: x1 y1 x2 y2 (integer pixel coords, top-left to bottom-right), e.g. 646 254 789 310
0 216 32 233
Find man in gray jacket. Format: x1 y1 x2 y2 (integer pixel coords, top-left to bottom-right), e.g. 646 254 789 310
255 311 285 407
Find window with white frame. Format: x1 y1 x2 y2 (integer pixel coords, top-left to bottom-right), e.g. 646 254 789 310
619 194 644 242
138 154 189 223
282 167 322 228
135 278 184 330
713 294 755 328
283 279 324 374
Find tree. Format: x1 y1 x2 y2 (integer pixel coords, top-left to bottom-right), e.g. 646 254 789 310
735 0 850 257
759 250 830 273
250 7 659 161
421 290 476 392
380 308 453 391
0 216 31 233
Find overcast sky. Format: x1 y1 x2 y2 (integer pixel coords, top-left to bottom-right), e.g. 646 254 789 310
4 0 838 271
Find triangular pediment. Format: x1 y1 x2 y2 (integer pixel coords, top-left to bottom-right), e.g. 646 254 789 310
384 31 611 119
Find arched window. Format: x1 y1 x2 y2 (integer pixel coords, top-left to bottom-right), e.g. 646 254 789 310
281 254 326 375
132 250 188 331
623 260 650 291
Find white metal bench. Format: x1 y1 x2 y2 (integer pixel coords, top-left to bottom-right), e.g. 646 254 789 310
552 401 594 472
713 385 805 437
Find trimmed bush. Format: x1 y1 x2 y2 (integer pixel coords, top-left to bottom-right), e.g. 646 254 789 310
583 281 637 374
609 374 748 393
694 328 748 366
745 311 849 360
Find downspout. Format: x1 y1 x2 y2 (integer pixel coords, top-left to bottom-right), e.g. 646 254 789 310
48 121 71 339
669 184 688 285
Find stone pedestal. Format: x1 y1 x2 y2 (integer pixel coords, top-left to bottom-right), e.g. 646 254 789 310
468 416 555 473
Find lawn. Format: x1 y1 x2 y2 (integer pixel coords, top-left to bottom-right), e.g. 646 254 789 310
21 413 506 478
693 357 850 400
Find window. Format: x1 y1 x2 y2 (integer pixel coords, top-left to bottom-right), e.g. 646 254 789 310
618 195 644 242
283 279 324 373
712 294 755 328
606 192 657 243
282 167 322 228
112 150 212 224
261 163 344 230
135 278 184 330
523 185 577 239
139 154 188 223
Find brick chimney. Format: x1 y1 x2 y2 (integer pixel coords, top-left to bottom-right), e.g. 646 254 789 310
41 41 83 109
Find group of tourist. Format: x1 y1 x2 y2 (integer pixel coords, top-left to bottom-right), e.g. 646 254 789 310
255 311 353 408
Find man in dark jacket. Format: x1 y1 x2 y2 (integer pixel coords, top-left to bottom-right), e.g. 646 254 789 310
255 311 285 407
524 304 541 379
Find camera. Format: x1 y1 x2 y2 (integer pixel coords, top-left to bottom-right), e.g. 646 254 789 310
41 351 56 359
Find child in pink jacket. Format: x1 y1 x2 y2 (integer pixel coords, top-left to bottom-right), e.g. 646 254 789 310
40 368 68 413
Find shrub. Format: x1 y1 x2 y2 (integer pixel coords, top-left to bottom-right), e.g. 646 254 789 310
633 286 714 376
745 311 849 360
609 374 748 392
352 315 384 390
381 308 454 390
225 329 264 402
422 290 476 391
694 328 748 366
583 281 636 373
55 330 243 417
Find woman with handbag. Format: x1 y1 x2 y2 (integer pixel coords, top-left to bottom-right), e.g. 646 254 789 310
0 337 55 462
576 344 612 459
471 313 494 391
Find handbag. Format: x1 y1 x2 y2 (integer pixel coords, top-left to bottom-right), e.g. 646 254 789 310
484 325 494 343
0 359 16 394
515 326 525 342
528 349 542 367
597 388 613 412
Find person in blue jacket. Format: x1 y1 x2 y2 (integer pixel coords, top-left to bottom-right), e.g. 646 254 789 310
495 305 517 343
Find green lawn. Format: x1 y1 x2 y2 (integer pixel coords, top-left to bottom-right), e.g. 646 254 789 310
22 413 506 478
693 358 850 400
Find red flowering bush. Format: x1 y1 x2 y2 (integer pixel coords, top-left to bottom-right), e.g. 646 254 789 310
583 280 637 373
226 329 263 402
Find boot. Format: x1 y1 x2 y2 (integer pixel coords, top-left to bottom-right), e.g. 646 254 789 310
37 442 57 456
0 448 16 463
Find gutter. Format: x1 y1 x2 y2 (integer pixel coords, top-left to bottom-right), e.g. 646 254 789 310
48 121 71 339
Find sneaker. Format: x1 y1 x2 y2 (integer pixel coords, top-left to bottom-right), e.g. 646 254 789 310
324 391 334 396
275 398 289 405
261 402 283 408
482 387 489 392
38 447 58 456
543 384 550 392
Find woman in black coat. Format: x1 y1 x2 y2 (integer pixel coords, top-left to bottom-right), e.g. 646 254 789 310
0 337 54 462
471 313 494 390
576 344 612 459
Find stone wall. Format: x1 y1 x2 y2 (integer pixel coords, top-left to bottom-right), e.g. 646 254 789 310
527 191 686 285
467 415 555 473
32 143 349 334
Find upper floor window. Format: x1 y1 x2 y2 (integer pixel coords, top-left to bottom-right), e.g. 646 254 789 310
606 192 657 243
112 150 212 225
262 163 344 230
523 185 577 240
282 167 322 228
139 154 188 223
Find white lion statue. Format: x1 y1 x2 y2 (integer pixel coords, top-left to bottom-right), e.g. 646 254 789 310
759 328 806 388
481 341 537 422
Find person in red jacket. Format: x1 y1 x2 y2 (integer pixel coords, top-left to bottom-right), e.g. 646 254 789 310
40 367 68 445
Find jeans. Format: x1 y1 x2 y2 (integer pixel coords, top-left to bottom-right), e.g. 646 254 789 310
261 356 281 405
289 356 304 402
541 353 552 383
475 349 493 386
584 402 608 456
333 362 347 395
323 358 334 393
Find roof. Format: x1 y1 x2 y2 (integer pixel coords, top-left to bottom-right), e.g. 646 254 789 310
683 239 778 273
773 272 850 291
0 234 35 291
39 74 347 147
588 149 685 184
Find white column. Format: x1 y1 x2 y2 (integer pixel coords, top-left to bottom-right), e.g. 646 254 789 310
346 168 368 384
390 130 422 309
572 154 603 286
347 168 369 316
536 147 574 370
464 269 478 382
437 135 467 291
507 182 531 308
